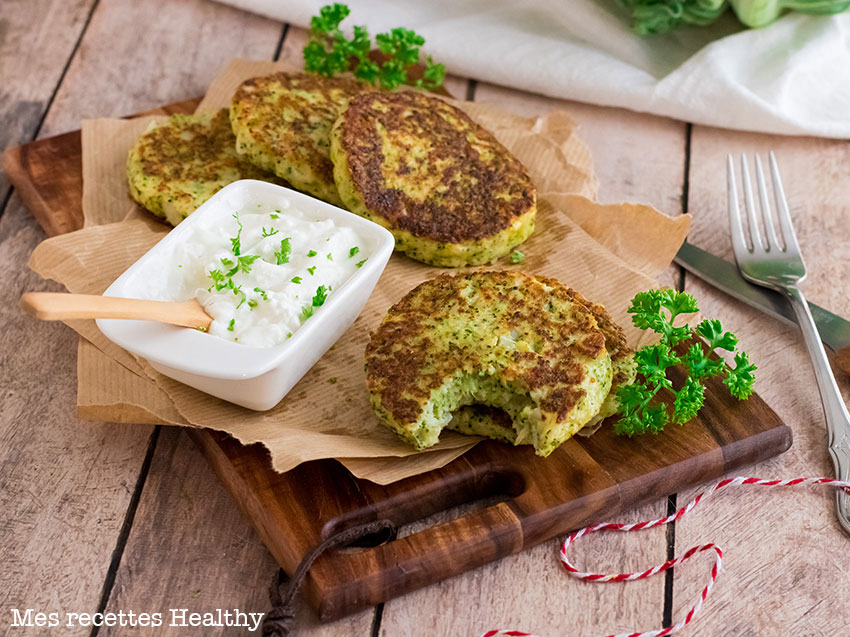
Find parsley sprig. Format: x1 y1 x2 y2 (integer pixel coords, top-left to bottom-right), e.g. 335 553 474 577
303 3 446 91
616 289 757 436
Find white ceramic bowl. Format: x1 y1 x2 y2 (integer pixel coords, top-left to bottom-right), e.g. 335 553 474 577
97 180 395 410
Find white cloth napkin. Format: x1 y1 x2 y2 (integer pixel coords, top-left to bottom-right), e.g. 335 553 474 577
215 0 850 138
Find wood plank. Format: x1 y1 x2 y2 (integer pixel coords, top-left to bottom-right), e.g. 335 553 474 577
0 2 154 630
379 84 689 636
38 0 283 138
0 199 155 635
675 128 850 633
99 427 278 629
471 84 688 213
0 0 96 203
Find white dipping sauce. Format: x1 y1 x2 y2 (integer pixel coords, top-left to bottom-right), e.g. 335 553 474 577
156 200 369 347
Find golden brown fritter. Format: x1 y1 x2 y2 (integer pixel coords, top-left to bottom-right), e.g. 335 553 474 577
565 287 636 427
126 109 280 226
365 271 613 456
331 91 536 266
230 72 369 205
449 288 635 440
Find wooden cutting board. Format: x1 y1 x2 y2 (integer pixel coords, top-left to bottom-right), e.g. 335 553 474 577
4 100 792 621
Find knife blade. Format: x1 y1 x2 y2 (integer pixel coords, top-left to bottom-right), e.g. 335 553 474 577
675 242 850 375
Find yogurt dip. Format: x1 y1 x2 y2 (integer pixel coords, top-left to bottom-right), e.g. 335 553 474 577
149 199 369 347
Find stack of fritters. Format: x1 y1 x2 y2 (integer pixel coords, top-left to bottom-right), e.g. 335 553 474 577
365 271 636 456
126 72 537 266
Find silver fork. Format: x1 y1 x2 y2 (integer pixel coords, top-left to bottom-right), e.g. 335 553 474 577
728 152 850 536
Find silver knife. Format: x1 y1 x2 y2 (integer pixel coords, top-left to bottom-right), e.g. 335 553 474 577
675 242 850 375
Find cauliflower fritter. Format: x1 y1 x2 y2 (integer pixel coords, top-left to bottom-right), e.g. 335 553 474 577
331 91 536 266
365 271 617 456
230 72 368 206
126 109 280 226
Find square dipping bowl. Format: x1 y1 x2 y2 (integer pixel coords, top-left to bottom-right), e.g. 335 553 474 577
97 180 395 411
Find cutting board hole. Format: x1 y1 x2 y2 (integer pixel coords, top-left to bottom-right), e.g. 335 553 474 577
395 492 511 540
343 525 398 549
329 469 523 554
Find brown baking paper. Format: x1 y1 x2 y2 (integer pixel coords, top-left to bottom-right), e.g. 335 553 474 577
29 59 690 484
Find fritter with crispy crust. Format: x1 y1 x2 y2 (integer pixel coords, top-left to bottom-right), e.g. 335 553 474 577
568 288 637 429
365 271 613 456
126 109 280 226
331 91 536 266
449 288 635 441
230 72 368 205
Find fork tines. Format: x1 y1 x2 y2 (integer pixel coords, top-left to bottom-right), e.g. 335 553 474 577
727 152 803 257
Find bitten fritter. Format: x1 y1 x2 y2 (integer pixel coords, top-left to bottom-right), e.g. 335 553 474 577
126 109 280 226
449 288 635 440
365 271 613 456
567 288 636 429
331 91 536 267
229 72 369 206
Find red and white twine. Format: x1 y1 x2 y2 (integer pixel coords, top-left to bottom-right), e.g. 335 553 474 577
483 476 850 637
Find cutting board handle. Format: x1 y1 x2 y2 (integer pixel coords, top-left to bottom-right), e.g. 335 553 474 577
317 502 524 618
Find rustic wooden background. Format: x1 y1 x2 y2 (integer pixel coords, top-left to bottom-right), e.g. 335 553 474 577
2 1 850 635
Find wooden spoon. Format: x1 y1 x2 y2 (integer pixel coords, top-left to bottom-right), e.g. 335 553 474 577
20 292 212 330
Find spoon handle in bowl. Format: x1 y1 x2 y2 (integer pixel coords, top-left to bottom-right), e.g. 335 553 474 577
20 292 212 330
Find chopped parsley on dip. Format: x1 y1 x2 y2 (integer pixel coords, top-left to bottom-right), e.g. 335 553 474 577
158 200 368 347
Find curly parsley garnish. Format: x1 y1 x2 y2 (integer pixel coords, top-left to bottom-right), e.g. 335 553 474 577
510 249 525 264
303 3 445 91
616 289 756 437
261 226 279 238
349 246 360 258
355 258 367 268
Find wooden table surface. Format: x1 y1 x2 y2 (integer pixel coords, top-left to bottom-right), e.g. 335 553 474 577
3 1 849 635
